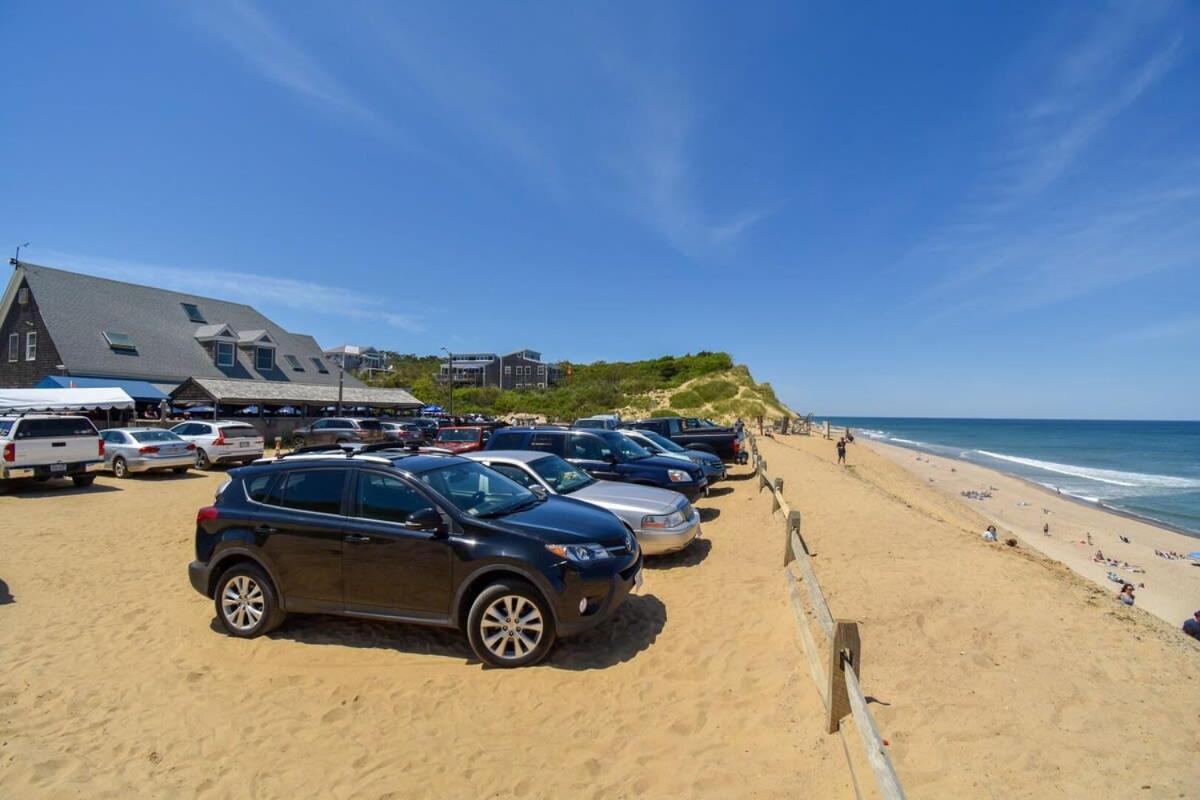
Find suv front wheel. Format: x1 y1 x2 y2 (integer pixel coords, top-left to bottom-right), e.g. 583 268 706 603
214 564 286 638
467 580 557 668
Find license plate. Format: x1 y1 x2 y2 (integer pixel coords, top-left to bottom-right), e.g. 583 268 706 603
240 441 251 448
634 569 644 592
50 463 67 473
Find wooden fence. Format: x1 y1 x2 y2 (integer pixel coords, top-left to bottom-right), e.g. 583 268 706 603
743 431 907 800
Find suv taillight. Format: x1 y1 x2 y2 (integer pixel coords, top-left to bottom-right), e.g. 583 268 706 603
196 506 219 524
3 443 14 462
98 439 105 457
213 432 226 446
732 438 740 454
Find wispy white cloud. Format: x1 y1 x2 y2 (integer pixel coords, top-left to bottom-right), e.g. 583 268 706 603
909 1 1195 315
36 249 424 333
1110 315 1200 345
185 0 391 136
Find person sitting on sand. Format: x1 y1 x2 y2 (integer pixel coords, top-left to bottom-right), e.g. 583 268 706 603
836 438 846 465
1183 611 1200 641
982 525 998 542
1118 584 1135 606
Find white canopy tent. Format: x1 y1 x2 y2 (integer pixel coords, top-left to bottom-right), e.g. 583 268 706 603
0 387 136 412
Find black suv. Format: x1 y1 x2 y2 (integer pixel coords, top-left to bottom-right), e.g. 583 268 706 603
188 449 643 667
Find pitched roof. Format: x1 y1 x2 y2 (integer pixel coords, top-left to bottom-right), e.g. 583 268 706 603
6 263 363 389
173 377 421 407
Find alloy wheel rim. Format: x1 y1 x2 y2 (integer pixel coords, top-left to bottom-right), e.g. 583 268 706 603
221 575 265 631
480 595 543 660
114 459 126 477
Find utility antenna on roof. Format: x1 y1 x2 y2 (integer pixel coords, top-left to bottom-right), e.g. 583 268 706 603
11 241 29 267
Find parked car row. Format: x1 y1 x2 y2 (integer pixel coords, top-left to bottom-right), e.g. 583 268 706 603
186 415 742 669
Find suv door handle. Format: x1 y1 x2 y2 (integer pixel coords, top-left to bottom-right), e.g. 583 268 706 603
344 534 372 544
254 525 279 534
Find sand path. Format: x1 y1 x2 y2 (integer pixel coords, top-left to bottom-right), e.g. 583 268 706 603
756 434 1200 798
1 464 849 799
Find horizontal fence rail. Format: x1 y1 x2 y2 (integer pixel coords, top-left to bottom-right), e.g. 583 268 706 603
744 431 907 800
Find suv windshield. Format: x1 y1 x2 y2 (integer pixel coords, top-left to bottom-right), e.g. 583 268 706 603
530 455 595 494
131 430 183 443
419 461 538 517
636 429 686 453
597 431 651 461
437 429 479 442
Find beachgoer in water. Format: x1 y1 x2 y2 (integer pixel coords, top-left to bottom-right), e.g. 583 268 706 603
836 438 846 464
1118 584 1135 606
1183 611 1200 641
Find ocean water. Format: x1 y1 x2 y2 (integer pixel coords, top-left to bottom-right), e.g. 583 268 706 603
820 418 1200 537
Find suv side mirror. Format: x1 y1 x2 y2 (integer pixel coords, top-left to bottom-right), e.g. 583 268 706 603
405 507 446 534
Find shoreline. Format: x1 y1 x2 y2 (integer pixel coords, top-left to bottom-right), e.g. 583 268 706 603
858 436 1200 626
863 433 1200 539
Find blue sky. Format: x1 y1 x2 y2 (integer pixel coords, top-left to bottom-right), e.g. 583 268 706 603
1 1 1197 419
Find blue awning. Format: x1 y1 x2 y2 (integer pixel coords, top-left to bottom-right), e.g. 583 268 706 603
37 375 170 402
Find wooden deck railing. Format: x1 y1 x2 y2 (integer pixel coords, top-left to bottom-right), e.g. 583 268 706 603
743 431 907 800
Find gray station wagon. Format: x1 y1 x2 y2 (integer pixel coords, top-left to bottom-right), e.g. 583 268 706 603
467 450 701 555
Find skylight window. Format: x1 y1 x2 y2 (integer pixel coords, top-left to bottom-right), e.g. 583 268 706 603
181 303 206 323
103 331 137 353
311 356 330 374
284 354 305 372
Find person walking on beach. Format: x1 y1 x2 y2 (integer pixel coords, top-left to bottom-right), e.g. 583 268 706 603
836 438 846 465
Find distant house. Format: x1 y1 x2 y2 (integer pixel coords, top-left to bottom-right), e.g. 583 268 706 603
438 348 562 390
324 344 385 373
0 262 364 401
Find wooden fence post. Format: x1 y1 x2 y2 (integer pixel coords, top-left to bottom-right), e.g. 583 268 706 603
826 620 862 734
772 477 783 513
784 510 801 566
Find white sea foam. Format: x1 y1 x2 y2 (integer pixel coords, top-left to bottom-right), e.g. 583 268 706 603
976 450 1200 490
890 437 924 446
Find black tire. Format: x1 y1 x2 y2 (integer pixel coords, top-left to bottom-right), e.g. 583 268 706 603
172 466 189 475
213 564 286 638
466 579 557 668
112 457 130 479
291 436 305 450
72 475 96 488
195 448 212 470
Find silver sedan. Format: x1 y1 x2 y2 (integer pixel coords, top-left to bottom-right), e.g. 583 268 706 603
99 428 196 478
467 450 702 555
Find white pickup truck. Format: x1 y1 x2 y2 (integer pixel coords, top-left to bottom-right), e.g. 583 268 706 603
0 414 106 489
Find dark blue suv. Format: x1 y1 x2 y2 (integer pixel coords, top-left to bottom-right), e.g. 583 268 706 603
187 450 642 667
486 428 707 502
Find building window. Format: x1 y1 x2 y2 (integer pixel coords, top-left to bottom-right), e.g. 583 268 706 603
504 366 512 375
216 341 235 367
181 303 206 323
524 365 532 376
25 332 36 361
284 354 305 372
311 357 329 374
256 347 274 371
7 333 17 362
103 331 137 353
537 365 546 374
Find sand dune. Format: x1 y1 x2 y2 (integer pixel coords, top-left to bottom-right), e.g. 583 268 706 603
757 434 1200 798
0 466 850 799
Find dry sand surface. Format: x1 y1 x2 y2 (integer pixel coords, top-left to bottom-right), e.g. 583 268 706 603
864 438 1200 627
756 434 1200 798
0 464 853 799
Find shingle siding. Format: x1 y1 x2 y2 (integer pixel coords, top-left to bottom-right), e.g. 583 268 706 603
0 277 64 388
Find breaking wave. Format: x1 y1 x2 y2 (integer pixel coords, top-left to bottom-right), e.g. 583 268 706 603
976 450 1200 490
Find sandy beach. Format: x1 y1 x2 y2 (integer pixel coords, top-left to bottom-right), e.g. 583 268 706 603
756 433 1200 797
863 437 1200 626
0 464 850 799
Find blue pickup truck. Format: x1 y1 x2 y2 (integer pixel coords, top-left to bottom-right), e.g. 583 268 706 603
486 427 707 502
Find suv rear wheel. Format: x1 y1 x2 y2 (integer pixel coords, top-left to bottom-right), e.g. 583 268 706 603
214 564 286 638
71 475 95 488
195 448 212 470
467 580 556 668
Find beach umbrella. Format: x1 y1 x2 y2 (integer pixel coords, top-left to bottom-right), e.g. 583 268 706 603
187 405 216 413
422 404 444 414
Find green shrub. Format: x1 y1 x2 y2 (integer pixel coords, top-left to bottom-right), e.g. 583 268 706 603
669 389 703 409
693 379 737 403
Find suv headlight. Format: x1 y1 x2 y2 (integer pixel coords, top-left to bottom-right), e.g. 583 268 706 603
546 543 612 562
642 511 686 529
667 469 692 483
